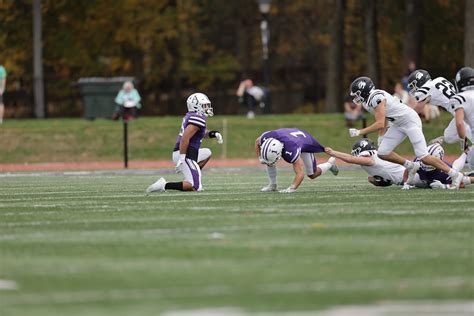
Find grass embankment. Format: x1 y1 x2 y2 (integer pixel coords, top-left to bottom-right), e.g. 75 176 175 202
0 113 457 164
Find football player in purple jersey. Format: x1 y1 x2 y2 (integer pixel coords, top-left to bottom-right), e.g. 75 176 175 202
256 128 338 193
407 143 473 189
146 93 223 193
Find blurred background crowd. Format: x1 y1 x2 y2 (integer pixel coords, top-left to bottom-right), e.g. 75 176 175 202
0 0 472 119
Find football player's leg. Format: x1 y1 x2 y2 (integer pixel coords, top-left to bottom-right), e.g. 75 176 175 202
197 148 212 169
443 118 473 144
261 164 278 191
377 126 408 165
452 152 467 172
302 153 337 179
302 153 320 179
467 147 474 175
167 158 202 191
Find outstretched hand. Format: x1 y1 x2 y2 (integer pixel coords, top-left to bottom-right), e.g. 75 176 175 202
325 147 335 156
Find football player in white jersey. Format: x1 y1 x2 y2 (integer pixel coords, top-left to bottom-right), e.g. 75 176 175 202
407 69 472 144
325 139 408 187
347 76 464 189
451 67 474 175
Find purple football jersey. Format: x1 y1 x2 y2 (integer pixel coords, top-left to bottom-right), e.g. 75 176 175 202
260 128 324 163
415 159 452 185
174 112 207 152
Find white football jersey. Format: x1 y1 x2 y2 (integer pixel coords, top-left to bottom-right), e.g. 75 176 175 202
414 77 456 114
450 89 474 137
361 154 405 185
364 89 415 123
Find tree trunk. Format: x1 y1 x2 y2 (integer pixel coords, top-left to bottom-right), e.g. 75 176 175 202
465 0 474 67
403 0 423 69
325 0 345 113
364 0 380 87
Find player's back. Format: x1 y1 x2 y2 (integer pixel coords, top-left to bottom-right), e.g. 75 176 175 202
361 155 404 185
416 77 456 113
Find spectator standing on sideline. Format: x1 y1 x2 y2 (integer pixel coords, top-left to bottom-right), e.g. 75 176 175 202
236 79 268 119
0 65 7 124
112 81 141 121
343 95 363 127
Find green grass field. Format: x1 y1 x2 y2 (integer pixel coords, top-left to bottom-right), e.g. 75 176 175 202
0 113 460 163
1 168 473 315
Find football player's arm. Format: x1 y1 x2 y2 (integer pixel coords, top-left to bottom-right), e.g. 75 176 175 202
454 108 466 139
414 96 431 113
255 137 261 156
325 147 374 166
358 101 386 135
291 158 305 189
179 124 200 155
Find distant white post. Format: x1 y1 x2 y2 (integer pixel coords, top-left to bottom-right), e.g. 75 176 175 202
221 118 228 159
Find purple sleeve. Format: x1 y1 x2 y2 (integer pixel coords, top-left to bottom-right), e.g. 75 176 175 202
282 141 301 163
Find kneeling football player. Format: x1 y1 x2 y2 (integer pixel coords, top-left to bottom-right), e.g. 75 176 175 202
256 128 338 193
146 92 223 193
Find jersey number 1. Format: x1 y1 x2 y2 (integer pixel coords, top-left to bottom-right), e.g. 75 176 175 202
290 131 306 138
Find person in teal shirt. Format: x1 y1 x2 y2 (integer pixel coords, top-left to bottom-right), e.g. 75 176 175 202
0 65 7 124
112 81 141 121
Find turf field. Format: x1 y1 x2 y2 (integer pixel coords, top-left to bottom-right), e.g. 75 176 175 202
1 167 473 315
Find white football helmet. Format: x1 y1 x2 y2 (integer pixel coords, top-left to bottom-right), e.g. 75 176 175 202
421 143 444 171
260 138 284 166
186 92 214 116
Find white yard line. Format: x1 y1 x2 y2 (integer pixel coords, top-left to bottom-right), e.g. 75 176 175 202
0 279 18 290
2 277 471 306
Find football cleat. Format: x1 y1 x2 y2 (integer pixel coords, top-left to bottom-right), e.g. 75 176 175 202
406 161 420 185
261 184 277 192
328 157 339 176
448 172 463 190
146 177 167 193
428 136 444 145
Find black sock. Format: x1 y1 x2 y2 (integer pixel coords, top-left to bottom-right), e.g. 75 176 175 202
165 182 184 191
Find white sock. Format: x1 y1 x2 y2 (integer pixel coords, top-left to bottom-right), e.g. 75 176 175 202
448 168 458 177
452 153 467 172
318 162 331 175
403 160 415 169
463 176 471 185
267 165 277 185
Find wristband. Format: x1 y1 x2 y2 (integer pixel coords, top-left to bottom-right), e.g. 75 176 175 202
208 130 219 138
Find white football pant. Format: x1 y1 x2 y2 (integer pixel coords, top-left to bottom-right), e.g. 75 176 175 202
378 112 429 158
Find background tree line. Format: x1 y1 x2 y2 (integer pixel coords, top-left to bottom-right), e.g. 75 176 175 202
0 0 472 117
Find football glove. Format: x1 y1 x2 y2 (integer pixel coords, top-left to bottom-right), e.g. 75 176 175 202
430 180 448 189
460 137 472 152
215 132 224 144
349 128 361 137
401 183 415 190
279 185 296 193
175 154 186 174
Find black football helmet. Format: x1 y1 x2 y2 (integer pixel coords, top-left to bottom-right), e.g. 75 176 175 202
407 69 431 95
454 67 474 92
350 77 375 105
351 138 376 157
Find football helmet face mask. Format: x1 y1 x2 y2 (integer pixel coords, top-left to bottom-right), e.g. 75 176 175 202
420 143 444 172
186 93 214 117
350 77 375 105
260 138 284 166
351 138 376 157
407 69 431 96
454 67 474 92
